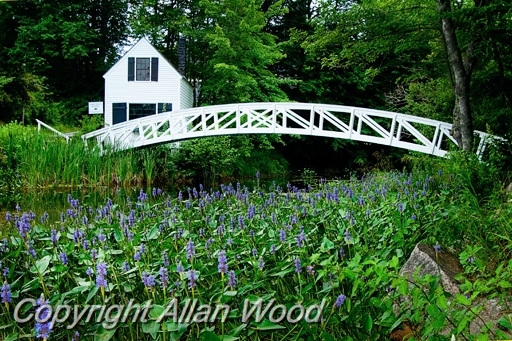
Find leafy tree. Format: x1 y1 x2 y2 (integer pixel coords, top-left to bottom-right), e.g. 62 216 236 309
301 0 512 152
3 0 130 124
198 0 288 104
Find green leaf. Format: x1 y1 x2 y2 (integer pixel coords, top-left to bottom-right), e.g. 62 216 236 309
455 294 471 306
32 255 51 274
145 226 160 240
4 333 18 341
497 316 512 330
149 305 165 320
21 278 39 293
94 326 117 341
200 331 222 341
113 228 124 242
321 332 336 341
142 320 160 339
362 314 373 332
271 268 293 277
498 280 511 288
321 236 335 251
253 319 286 330
86 286 99 304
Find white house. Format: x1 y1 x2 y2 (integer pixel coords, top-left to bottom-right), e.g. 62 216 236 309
103 37 194 127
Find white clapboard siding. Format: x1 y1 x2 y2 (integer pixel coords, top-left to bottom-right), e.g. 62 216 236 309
180 78 194 109
103 37 194 127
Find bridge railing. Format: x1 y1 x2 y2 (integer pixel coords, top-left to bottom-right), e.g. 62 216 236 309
36 119 70 143
81 102 505 158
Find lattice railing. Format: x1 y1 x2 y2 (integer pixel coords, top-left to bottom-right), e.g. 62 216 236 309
82 103 501 158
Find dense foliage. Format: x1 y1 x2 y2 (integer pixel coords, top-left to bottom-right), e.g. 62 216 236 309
1 160 511 340
1 0 511 169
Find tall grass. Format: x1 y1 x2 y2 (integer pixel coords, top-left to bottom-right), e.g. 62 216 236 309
0 123 151 190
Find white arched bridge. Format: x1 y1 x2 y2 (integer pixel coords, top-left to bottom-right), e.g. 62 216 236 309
82 102 501 157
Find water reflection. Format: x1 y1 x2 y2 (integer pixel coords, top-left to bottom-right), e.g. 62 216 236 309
0 177 295 225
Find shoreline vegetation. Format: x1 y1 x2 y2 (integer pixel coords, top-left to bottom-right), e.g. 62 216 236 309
0 123 290 204
1 123 512 339
0 158 511 339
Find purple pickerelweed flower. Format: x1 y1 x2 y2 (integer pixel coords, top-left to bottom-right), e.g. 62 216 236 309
434 242 441 254
256 171 261 180
358 196 365 206
186 240 195 260
3 268 8 277
98 233 106 243
296 230 306 248
162 252 170 267
122 262 130 272
5 212 11 222
1 282 12 303
270 244 276 254
411 214 417 221
258 258 264 270
247 204 255 220
59 252 68 265
217 224 224 236
86 267 93 277
187 270 197 289
35 295 53 339
279 229 286 243
139 244 146 254
142 271 155 289
50 229 58 247
339 247 346 259
96 262 107 288
398 203 404 213
159 267 168 288
249 229 254 238
176 263 184 274
73 331 79 341
344 230 352 242
27 242 37 258
227 238 233 246
334 294 346 308
294 257 301 273
218 250 228 274
306 265 315 275
73 229 83 243
252 248 257 257
228 270 236 289
82 239 90 251
17 213 31 238
90 248 98 261
134 251 141 261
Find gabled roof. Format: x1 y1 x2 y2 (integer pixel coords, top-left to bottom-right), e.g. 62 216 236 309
103 37 187 82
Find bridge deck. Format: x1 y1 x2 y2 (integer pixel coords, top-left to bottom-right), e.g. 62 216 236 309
82 102 500 158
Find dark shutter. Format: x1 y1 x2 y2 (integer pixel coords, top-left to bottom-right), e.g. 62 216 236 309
113 103 127 124
128 57 135 81
151 57 159 81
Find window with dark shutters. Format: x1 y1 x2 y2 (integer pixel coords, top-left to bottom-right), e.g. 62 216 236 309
128 58 135 81
151 58 159 81
128 57 158 82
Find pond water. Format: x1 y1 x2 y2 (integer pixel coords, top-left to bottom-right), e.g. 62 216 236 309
0 176 304 227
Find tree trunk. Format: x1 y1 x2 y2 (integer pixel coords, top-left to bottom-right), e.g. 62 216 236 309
437 0 474 152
